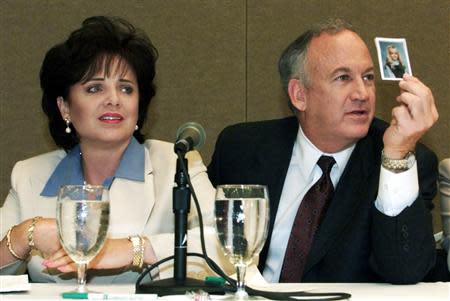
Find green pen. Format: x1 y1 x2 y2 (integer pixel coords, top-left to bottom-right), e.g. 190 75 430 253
61 292 158 300
204 276 226 286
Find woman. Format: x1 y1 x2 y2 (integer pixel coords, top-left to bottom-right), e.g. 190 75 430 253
0 16 225 283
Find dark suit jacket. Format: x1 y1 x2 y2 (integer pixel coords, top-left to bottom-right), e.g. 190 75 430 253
208 116 438 284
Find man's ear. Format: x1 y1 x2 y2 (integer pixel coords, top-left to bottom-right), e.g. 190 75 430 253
57 96 70 120
288 79 307 112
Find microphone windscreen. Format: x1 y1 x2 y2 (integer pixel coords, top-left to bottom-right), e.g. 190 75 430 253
175 122 206 150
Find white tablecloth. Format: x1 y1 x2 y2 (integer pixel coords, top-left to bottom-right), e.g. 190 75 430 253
0 282 449 300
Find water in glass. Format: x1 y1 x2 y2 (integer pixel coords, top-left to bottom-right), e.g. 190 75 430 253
56 185 109 293
214 185 269 300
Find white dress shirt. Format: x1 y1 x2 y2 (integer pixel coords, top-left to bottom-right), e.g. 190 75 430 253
262 125 419 283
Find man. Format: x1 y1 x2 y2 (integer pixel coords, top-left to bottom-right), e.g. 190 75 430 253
208 19 439 284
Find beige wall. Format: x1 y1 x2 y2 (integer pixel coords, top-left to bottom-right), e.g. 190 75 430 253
1 0 449 232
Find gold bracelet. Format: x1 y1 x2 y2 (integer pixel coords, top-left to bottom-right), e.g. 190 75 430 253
139 236 145 268
128 235 144 268
27 216 42 249
6 226 25 260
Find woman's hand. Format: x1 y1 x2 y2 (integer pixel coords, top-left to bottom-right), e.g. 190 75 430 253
42 247 73 272
43 237 158 272
1 217 60 266
33 218 61 257
43 238 134 272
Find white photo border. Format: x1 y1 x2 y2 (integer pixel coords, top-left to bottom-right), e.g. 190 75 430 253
374 37 412 81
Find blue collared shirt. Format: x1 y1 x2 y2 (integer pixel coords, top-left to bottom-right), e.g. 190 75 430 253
41 137 145 197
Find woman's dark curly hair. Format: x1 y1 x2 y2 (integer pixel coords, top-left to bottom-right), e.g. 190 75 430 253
40 16 158 150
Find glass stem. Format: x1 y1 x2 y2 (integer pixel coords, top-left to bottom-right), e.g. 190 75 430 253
235 263 248 298
77 263 87 292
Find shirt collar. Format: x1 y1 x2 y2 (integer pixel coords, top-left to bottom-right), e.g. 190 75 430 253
41 137 145 197
293 125 356 181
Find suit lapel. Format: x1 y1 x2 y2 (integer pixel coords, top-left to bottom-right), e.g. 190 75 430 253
303 134 378 275
108 148 155 238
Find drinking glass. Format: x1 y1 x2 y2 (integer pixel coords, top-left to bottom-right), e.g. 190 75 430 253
214 185 269 300
56 185 110 293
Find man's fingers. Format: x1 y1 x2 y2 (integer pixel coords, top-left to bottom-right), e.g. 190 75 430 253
391 104 412 126
398 76 433 104
396 77 438 131
400 73 423 88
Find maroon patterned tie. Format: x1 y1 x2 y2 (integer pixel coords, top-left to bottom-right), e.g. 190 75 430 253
279 155 336 282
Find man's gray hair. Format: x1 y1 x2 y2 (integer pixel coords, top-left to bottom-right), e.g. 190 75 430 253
278 18 354 110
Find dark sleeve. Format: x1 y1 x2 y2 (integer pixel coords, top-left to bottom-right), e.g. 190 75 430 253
207 129 225 187
207 124 246 186
207 122 265 187
370 144 438 284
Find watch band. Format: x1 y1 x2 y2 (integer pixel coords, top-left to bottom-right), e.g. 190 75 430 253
128 235 144 268
381 150 415 172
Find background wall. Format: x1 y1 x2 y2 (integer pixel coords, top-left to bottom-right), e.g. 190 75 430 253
1 0 449 232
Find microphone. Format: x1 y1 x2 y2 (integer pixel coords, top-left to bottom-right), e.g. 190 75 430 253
174 122 206 153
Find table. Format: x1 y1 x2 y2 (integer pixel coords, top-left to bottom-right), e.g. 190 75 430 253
0 282 449 300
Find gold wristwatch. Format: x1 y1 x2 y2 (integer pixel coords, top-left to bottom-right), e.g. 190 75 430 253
128 235 144 268
381 150 415 173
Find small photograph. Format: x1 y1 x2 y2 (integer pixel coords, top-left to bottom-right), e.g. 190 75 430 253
374 37 412 81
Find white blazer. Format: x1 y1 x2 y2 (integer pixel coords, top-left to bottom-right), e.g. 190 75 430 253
0 139 232 283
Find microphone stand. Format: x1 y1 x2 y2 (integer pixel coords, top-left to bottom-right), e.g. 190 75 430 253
135 150 226 296
173 157 190 282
